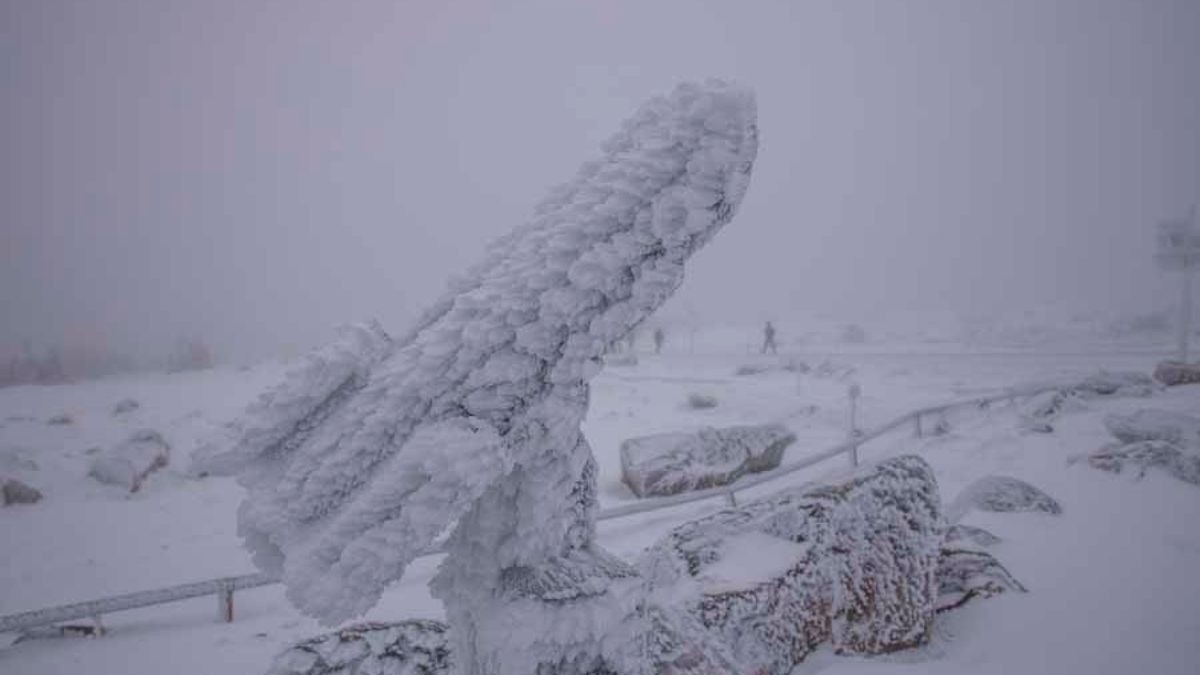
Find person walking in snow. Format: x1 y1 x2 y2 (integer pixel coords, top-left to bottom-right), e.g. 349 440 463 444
653 327 665 354
762 321 778 355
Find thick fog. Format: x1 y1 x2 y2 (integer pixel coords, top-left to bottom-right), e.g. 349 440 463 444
3 0 1198 364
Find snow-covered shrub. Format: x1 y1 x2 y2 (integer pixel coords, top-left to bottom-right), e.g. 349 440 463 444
88 429 170 493
637 455 942 673
619 424 792 497
195 80 758 675
945 476 1061 523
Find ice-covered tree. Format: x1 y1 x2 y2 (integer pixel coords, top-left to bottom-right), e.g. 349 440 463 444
196 80 758 674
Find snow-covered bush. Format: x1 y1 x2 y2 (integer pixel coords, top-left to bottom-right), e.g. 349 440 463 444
619 423 792 497
195 80 758 674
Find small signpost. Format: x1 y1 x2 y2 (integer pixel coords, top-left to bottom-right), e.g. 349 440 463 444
1155 206 1199 363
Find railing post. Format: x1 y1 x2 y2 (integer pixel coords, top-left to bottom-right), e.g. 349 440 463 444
847 383 861 467
914 413 923 438
217 581 234 623
92 614 106 637
725 489 738 508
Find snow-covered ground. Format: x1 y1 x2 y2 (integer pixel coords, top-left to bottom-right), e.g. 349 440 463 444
2 342 1198 674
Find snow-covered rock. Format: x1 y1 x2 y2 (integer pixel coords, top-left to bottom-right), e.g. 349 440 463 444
1086 440 1200 486
1104 409 1200 446
637 455 942 673
945 523 1002 548
1 476 42 505
935 547 1025 613
619 424 793 497
1020 390 1086 433
1074 370 1157 398
1153 360 1200 387
195 80 759 675
684 392 719 410
945 476 1062 523
265 620 451 675
87 429 170 493
111 398 140 416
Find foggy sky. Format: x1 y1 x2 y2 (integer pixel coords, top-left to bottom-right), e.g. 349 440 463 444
3 0 1199 363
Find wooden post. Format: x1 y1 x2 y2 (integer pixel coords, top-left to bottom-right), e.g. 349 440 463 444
217 582 234 623
847 383 861 467
914 413 923 438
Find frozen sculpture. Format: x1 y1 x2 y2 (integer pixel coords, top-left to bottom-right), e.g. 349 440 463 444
197 80 758 674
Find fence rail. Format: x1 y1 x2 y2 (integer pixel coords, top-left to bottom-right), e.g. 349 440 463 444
0 382 1060 638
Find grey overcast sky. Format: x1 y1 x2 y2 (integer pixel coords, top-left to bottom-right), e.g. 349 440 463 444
2 0 1199 361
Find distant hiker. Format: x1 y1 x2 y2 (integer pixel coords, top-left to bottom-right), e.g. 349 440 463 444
653 327 665 354
762 321 778 355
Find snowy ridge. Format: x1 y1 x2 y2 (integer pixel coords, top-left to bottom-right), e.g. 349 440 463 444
192 79 758 675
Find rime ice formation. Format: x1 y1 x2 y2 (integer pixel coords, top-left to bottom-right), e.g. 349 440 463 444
619 423 794 497
265 620 452 675
934 547 1026 613
195 81 758 674
636 456 943 674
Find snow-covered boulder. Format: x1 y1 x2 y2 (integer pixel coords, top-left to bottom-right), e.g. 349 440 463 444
684 392 718 410
1020 389 1085 433
87 429 170 493
1086 440 1200 486
265 620 451 675
1074 370 1157 398
1104 409 1200 446
945 476 1062 523
638 455 942 673
1153 360 1200 387
935 548 1025 613
2 477 42 505
620 424 794 497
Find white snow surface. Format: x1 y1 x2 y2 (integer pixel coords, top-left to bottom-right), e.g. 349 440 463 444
2 348 1199 674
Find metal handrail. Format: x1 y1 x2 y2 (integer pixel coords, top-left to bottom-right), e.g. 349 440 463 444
0 382 1058 636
